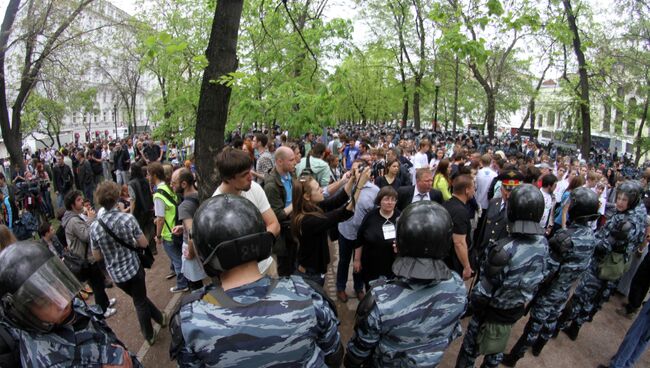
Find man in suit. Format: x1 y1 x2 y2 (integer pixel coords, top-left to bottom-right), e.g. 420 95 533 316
397 168 443 211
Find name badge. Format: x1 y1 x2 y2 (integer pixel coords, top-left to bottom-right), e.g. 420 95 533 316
383 223 396 240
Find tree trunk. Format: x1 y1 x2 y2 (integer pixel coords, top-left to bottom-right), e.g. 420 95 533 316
398 51 408 126
519 61 551 131
413 76 421 130
452 56 459 133
485 91 496 138
0 0 93 170
469 63 496 138
194 0 244 201
0 0 22 170
563 0 591 154
635 83 649 166
530 100 536 130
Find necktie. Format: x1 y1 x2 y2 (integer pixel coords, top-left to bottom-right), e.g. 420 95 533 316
417 193 427 201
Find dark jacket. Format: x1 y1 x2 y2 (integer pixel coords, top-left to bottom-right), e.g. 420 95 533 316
77 160 94 189
396 186 443 211
114 147 130 171
475 197 509 259
264 168 294 256
296 188 352 274
52 164 74 194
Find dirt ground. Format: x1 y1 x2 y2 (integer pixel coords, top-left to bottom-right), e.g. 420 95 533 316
97 240 650 367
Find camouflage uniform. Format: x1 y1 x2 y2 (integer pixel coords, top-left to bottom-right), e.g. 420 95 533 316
559 203 647 331
345 273 467 367
507 224 596 359
456 234 549 368
170 275 341 367
5 298 141 367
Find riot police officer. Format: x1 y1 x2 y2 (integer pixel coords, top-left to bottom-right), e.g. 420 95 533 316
169 194 343 367
557 180 647 340
456 184 550 368
502 187 600 366
345 201 467 367
0 241 139 367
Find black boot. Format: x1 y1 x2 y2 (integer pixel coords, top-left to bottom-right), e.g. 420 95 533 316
455 351 471 368
531 338 548 356
563 322 580 341
501 353 521 367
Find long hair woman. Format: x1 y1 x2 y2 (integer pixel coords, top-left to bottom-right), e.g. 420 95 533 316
433 159 452 201
375 159 402 190
291 168 370 286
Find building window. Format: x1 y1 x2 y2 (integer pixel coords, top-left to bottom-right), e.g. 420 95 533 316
547 111 555 128
536 114 543 128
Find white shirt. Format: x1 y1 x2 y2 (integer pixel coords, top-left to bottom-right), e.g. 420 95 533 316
412 187 429 203
429 158 441 171
213 181 273 273
476 167 498 209
212 181 271 213
412 152 429 183
412 152 429 169
540 189 555 228
554 179 569 200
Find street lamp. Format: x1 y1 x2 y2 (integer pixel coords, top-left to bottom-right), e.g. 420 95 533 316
434 78 441 132
113 104 118 140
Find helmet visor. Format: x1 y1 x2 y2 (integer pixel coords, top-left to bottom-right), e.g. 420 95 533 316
9 257 82 330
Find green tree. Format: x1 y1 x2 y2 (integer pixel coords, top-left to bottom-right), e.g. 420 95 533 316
0 0 94 170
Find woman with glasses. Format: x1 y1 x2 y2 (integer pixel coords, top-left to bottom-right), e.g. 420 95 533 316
353 186 400 290
291 168 370 286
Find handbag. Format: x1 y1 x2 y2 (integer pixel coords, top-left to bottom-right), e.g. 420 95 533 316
597 251 630 281
62 249 91 280
477 321 513 355
98 219 155 269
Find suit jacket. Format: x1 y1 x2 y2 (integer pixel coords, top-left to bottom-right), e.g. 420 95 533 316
475 197 509 254
396 185 443 211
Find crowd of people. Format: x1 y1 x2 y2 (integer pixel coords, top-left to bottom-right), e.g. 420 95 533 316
0 124 649 367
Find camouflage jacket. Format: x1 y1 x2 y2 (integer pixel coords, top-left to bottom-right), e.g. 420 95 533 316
6 298 140 367
531 224 596 320
174 276 340 367
474 234 550 312
595 203 648 263
346 273 467 367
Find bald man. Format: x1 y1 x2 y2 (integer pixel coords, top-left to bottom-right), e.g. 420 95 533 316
264 146 297 276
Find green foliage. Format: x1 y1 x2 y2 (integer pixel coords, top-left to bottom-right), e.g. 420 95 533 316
21 93 66 144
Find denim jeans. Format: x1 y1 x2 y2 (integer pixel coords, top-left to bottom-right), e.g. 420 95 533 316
116 170 129 185
610 300 650 368
56 193 65 210
336 235 363 293
115 266 163 340
163 239 188 289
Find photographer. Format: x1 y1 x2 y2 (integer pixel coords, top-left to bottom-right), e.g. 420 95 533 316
291 166 371 286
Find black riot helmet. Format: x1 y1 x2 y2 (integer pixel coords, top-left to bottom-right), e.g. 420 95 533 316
569 187 600 223
192 194 274 277
396 201 452 259
0 241 82 333
507 184 545 235
617 180 642 211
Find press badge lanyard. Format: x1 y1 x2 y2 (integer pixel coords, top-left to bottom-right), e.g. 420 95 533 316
382 219 396 240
